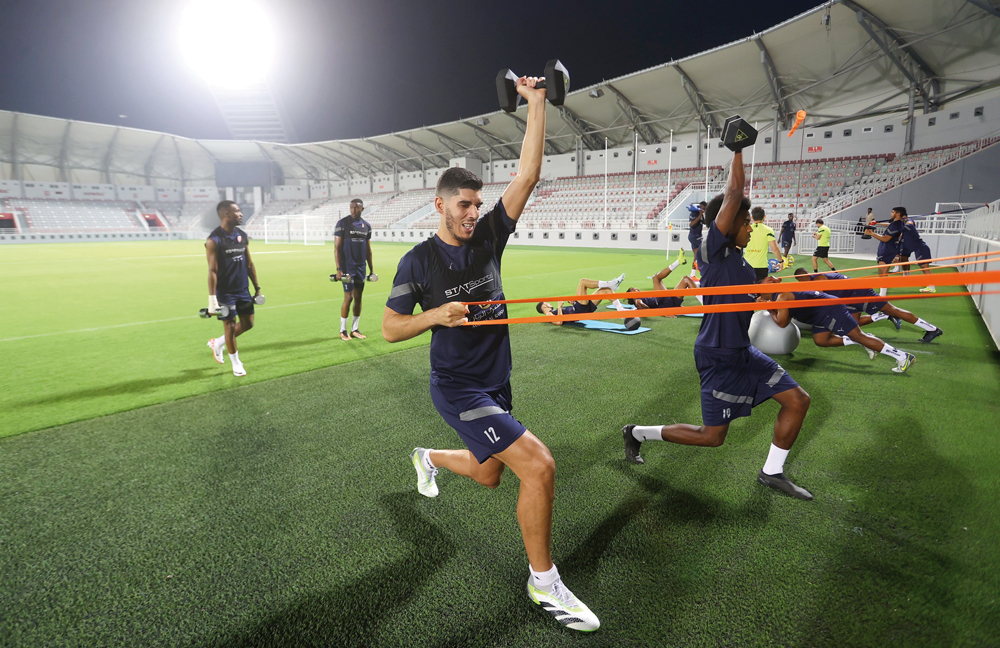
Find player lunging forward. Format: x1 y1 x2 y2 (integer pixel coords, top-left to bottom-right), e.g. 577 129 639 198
205 200 261 377
383 76 599 632
622 145 814 501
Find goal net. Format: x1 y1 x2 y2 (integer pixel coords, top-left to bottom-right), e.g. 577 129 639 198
263 214 329 245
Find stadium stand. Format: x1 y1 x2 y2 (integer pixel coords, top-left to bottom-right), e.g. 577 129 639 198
407 182 509 229
9 199 143 233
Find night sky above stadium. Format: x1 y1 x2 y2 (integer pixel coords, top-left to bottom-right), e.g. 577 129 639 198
0 0 823 143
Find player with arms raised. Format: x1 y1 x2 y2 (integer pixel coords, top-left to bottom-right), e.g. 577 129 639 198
622 143 814 500
205 200 261 377
382 76 599 631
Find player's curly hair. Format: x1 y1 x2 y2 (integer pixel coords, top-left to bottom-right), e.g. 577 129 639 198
704 193 752 228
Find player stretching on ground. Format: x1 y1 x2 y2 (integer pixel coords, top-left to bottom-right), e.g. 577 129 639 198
535 273 626 323
206 200 261 377
334 199 374 340
624 251 702 312
792 268 943 342
864 208 904 297
382 76 599 632
762 287 916 373
622 145 814 501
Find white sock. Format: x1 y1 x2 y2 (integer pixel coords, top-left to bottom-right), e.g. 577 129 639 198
879 288 888 297
669 259 680 272
762 443 789 476
689 268 697 278
914 318 936 332
632 425 663 442
352 315 360 331
422 449 436 471
612 299 624 311
340 317 348 332
598 279 611 289
696 294 704 305
871 312 889 322
214 336 225 348
880 343 907 362
842 337 857 346
230 351 240 366
530 563 559 588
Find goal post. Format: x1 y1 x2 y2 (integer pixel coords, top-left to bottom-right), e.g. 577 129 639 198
262 214 328 244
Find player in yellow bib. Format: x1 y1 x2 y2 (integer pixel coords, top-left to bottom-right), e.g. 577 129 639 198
745 207 784 282
811 218 837 272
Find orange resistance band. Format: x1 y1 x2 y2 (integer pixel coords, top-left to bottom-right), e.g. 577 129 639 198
466 289 1000 326
775 249 1000 280
463 268 1000 307
460 269 1000 326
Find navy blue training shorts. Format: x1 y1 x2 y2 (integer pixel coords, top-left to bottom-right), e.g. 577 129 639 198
695 345 799 427
430 381 527 463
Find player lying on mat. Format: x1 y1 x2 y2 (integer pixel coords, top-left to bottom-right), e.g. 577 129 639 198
624 250 701 313
792 268 943 343
760 286 916 373
535 273 625 324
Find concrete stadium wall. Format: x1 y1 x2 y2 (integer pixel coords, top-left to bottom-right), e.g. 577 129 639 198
0 230 188 244
958 235 1000 350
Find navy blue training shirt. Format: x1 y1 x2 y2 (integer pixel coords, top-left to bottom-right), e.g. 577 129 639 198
899 218 926 252
780 219 796 242
335 216 372 276
386 199 514 391
208 226 250 301
695 222 756 349
787 290 848 328
878 219 903 258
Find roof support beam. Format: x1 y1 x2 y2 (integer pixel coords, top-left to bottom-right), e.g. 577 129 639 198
392 133 451 167
842 0 940 113
674 65 721 136
504 113 564 155
556 106 604 151
605 84 660 145
144 135 164 185
966 0 1000 19
427 129 486 162
171 137 185 187
314 143 368 175
338 141 392 175
368 140 421 173
755 36 794 129
288 145 349 180
465 122 520 160
11 113 21 182
58 121 73 183
102 127 120 184
264 143 319 181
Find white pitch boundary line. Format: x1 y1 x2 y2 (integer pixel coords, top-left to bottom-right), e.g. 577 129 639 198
0 296 357 343
0 250 302 266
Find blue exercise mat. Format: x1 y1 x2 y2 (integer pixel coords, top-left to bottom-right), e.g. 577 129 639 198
605 304 702 318
564 319 651 334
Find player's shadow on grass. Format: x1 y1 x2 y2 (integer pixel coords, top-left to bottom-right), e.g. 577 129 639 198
209 492 456 648
806 418 966 646
12 367 219 407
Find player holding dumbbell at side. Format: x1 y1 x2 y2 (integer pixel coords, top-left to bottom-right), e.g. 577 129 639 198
205 200 261 377
334 198 374 340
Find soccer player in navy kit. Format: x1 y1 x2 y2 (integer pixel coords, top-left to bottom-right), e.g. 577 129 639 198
792 268 943 342
624 252 701 312
622 148 814 500
762 288 916 372
205 200 261 377
688 201 707 276
865 208 905 297
334 199 374 340
382 76 599 632
779 213 797 257
897 208 937 293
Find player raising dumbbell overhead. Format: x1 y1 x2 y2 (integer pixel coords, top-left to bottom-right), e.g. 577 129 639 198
334 198 374 341
205 200 262 377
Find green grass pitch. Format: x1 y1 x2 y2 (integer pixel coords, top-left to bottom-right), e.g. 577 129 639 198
1 240 998 647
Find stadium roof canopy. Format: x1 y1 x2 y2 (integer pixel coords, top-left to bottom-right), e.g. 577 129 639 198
1 0 999 185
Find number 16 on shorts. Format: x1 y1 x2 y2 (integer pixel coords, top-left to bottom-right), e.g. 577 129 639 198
484 426 499 444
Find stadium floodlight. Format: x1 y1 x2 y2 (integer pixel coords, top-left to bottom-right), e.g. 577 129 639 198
179 0 275 89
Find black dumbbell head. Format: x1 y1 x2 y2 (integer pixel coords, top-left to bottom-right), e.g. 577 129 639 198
624 317 641 332
543 59 569 106
722 115 758 152
496 69 519 113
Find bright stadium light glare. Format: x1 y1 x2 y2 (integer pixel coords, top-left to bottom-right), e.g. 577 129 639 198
179 0 275 89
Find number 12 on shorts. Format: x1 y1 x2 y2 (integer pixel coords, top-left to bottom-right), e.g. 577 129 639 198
483 426 499 444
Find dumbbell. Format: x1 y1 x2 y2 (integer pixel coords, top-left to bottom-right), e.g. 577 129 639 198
496 59 570 113
329 273 379 282
623 316 642 332
198 294 265 320
721 115 758 152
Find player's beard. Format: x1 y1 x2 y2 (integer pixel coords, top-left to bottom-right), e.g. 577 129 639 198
444 205 475 243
